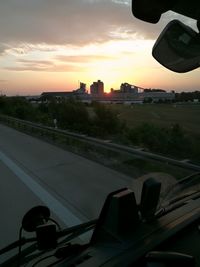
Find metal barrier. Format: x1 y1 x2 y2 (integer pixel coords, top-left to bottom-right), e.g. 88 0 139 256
0 114 199 177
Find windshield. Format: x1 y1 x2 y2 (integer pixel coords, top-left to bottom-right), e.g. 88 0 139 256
0 1 200 266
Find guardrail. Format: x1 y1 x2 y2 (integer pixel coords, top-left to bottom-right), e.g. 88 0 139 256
0 114 199 175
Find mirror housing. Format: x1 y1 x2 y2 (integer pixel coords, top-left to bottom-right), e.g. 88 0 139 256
132 0 173 23
132 0 200 22
152 20 200 73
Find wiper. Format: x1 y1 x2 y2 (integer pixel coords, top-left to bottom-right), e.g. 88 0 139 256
156 190 200 217
0 219 97 257
0 207 97 267
168 190 200 205
0 237 36 256
162 172 200 200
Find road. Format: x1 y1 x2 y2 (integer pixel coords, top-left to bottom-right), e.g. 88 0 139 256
0 124 138 256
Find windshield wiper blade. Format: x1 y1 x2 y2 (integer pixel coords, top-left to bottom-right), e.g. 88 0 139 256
57 219 97 240
156 191 200 217
168 190 200 205
161 172 200 203
0 219 97 267
0 237 36 256
0 219 97 257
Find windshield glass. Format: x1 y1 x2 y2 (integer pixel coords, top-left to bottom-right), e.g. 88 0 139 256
0 1 200 266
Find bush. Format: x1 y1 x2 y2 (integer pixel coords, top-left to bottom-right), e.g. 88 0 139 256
126 122 192 159
91 102 123 137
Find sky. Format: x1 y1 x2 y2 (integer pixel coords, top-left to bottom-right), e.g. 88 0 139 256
0 0 199 96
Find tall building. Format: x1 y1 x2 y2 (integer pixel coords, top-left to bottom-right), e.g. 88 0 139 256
120 83 138 93
79 82 86 93
75 82 86 94
90 80 104 95
120 83 132 93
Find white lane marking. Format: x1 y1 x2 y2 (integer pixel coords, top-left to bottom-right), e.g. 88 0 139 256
0 150 83 227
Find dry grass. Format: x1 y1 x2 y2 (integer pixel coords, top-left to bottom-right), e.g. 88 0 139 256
111 103 200 136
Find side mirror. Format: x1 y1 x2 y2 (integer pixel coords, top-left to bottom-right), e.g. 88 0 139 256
152 20 200 72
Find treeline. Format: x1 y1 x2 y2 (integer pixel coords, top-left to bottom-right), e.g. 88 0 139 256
125 123 193 159
0 96 123 138
144 89 166 92
0 96 198 161
175 91 200 102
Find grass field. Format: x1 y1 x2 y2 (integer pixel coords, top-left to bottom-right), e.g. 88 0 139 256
109 103 200 164
111 103 200 137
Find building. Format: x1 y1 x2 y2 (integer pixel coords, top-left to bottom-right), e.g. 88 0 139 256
120 83 138 93
75 82 87 94
90 80 104 95
142 91 175 102
41 80 175 104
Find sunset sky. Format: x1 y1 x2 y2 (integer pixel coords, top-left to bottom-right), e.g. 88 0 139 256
0 0 199 96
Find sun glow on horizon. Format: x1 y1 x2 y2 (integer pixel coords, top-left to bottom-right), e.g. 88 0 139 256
1 39 156 94
1 1 200 96
1 38 200 95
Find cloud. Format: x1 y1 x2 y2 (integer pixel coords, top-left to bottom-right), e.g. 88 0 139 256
18 59 54 65
0 1 197 58
5 54 117 72
4 58 83 72
0 44 8 56
0 1 131 45
0 0 187 49
3 43 59 56
55 54 116 63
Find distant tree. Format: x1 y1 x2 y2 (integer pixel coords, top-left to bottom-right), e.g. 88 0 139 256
175 91 200 102
91 102 123 137
55 99 90 133
143 97 153 103
0 96 8 113
127 123 168 152
144 89 166 92
0 96 38 120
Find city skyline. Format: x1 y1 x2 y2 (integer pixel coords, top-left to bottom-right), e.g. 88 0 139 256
0 78 177 97
0 0 199 96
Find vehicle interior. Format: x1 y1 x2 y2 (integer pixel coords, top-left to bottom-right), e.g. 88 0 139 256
0 0 199 266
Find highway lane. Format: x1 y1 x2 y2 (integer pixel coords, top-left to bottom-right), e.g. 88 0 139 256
0 160 44 247
0 124 134 218
0 124 137 259
0 160 45 263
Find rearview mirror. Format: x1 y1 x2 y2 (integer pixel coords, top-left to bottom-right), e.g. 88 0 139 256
152 20 200 72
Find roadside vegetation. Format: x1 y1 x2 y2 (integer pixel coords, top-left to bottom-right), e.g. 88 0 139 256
0 95 199 164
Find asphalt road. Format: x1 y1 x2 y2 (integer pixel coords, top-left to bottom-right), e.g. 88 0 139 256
0 124 137 256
